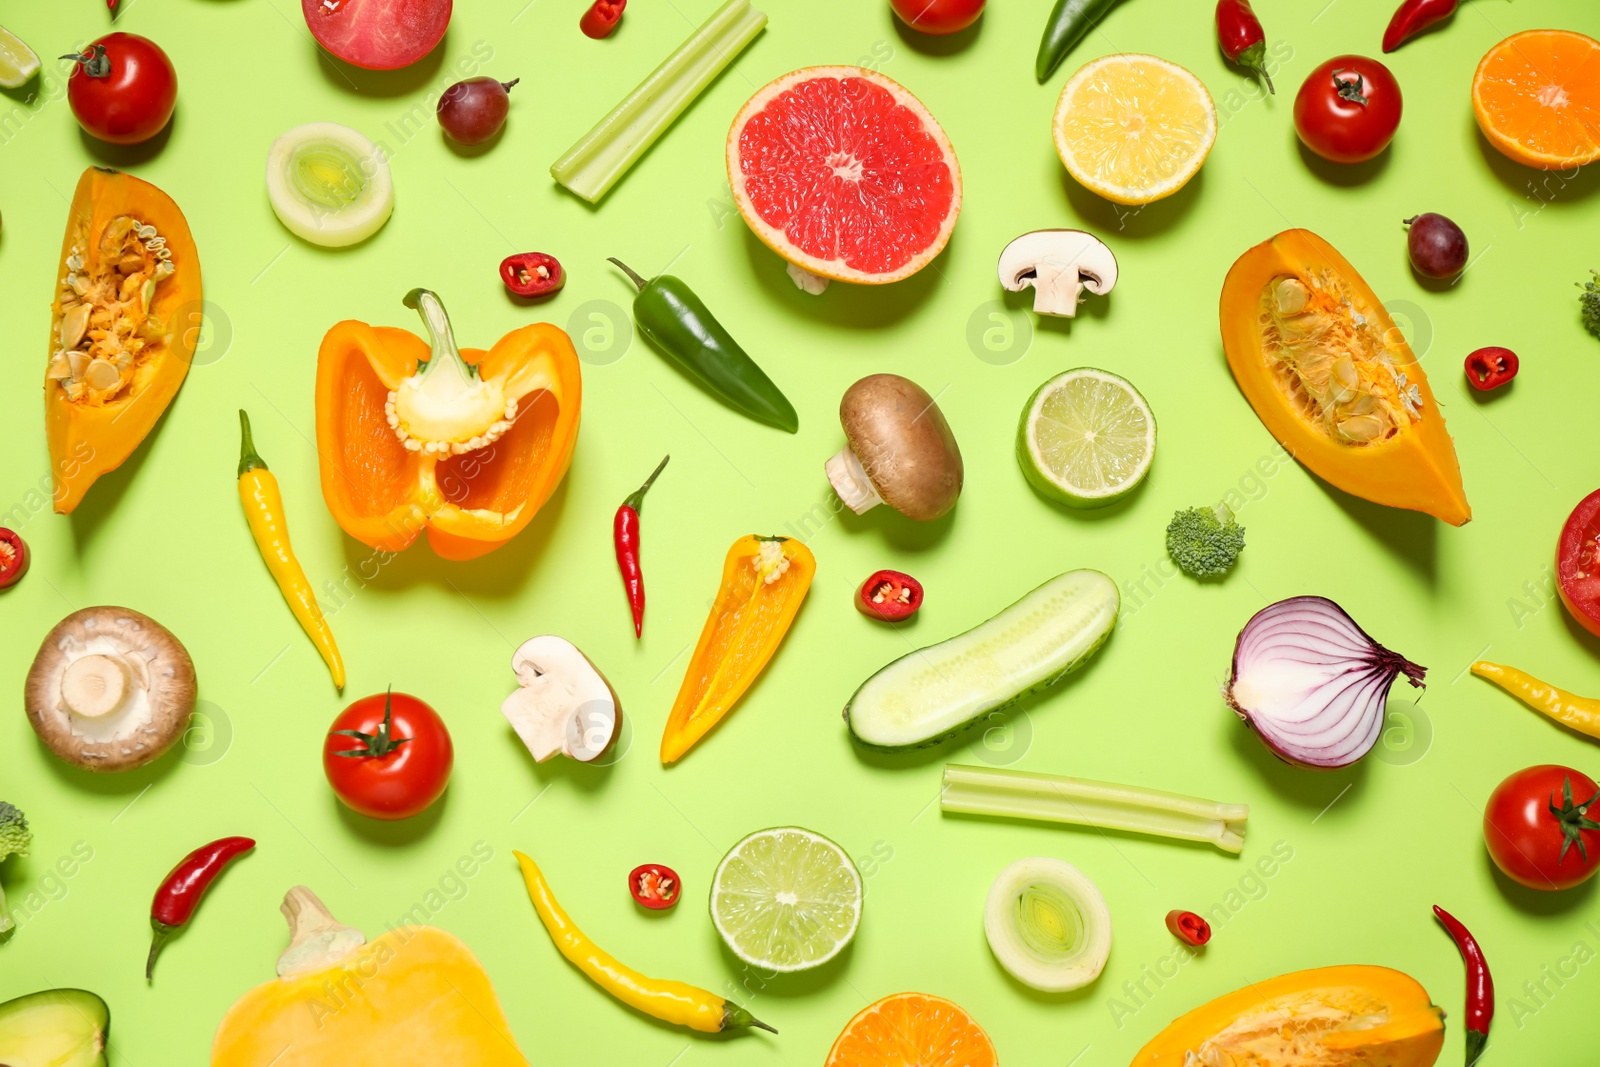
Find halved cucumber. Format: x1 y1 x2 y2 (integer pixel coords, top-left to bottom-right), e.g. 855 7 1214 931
844 569 1119 750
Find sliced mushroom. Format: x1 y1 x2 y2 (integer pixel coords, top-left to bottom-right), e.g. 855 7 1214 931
25 606 197 773
825 374 963 521
997 229 1118 317
500 636 622 763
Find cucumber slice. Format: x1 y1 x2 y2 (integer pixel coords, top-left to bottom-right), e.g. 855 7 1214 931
844 569 1118 750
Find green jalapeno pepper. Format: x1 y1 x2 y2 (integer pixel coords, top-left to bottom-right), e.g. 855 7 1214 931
1037 0 1125 82
609 258 798 433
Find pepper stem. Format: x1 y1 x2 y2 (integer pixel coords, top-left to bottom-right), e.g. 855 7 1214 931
1236 43 1274 94
623 455 670 512
607 258 650 292
403 288 480 384
146 923 171 980
237 409 267 477
721 999 778 1034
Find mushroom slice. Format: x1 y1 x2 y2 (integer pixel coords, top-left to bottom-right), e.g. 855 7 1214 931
825 374 963 522
997 229 1118 318
500 636 622 763
24 606 198 773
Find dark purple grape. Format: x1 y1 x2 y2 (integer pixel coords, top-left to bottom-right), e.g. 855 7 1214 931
1404 213 1468 279
437 77 518 146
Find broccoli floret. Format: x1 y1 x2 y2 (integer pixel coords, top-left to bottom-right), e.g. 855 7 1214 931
1582 270 1600 341
0 802 32 935
1166 503 1246 578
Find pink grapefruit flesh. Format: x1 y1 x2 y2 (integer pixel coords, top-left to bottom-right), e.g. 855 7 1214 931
728 67 961 285
302 0 451 71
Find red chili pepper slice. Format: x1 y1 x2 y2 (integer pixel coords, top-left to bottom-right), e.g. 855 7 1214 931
148 836 256 979
629 863 680 909
1464 347 1518 391
1165 909 1211 946
856 570 923 622
580 0 626 39
0 529 29 590
499 253 566 298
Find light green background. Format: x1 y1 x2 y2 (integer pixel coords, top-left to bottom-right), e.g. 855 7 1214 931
2 0 1599 1062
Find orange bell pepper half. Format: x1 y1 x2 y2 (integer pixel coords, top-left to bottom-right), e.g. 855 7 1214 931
315 289 581 561
662 535 815 764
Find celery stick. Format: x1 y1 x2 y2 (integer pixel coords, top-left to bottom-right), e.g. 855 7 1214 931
551 0 767 203
940 765 1249 854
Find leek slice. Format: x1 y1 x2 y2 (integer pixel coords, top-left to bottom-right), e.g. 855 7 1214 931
984 857 1111 992
551 0 767 203
266 122 394 248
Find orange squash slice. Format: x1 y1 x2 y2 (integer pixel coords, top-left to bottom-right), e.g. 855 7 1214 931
46 168 202 514
1220 230 1469 525
1132 964 1445 1066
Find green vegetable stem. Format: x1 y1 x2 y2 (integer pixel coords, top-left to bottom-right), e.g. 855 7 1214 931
1037 0 1126 83
609 259 798 434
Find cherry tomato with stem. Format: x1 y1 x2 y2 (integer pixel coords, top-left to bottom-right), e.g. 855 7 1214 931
889 0 985 35
323 689 453 820
1293 55 1401 164
63 33 177 146
1483 765 1600 891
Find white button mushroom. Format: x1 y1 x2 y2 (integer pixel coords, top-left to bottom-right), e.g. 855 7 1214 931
997 230 1118 317
24 606 198 773
824 374 964 522
500 636 623 763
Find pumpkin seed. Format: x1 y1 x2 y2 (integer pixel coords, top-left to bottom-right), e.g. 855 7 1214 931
1337 414 1385 443
46 352 71 379
1274 278 1309 316
60 303 91 349
84 359 120 390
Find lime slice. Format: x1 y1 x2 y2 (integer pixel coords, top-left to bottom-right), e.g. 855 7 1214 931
1018 367 1155 507
0 26 39 89
710 827 862 973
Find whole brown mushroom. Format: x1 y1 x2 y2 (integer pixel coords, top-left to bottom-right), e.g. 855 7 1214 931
825 374 963 522
25 606 197 773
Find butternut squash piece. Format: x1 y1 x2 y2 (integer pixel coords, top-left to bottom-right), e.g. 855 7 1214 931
1220 230 1469 525
46 168 202 514
211 887 529 1067
1131 964 1444 1066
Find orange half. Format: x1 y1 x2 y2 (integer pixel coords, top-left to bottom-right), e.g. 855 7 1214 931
1472 29 1600 168
825 992 997 1067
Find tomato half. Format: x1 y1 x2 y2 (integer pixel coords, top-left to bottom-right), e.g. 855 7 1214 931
1558 489 1600 639
65 33 178 146
1293 55 1402 164
889 0 984 35
1483 765 1600 891
323 691 453 820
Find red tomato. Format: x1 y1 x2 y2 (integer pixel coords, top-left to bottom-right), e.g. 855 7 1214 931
323 691 453 820
1293 55 1401 164
65 33 178 146
1483 765 1600 891
889 0 984 35
1557 489 1600 639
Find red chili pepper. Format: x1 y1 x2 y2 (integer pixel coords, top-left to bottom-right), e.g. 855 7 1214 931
1464 347 1518 391
580 0 626 39
614 456 669 638
629 863 680 910
856 570 923 622
1382 0 1459 53
1433 904 1492 1066
0 529 29 590
1165 909 1211 946
147 836 255 979
499 253 565 298
1215 0 1273 94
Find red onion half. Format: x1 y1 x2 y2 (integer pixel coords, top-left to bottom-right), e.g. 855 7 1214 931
1227 596 1426 769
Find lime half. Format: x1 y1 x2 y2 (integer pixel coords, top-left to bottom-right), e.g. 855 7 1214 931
1018 368 1156 507
710 827 862 973
0 26 39 89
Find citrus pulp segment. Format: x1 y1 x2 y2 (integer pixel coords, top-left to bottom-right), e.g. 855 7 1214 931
1472 30 1600 169
1018 368 1156 507
709 826 862 972
825 992 998 1067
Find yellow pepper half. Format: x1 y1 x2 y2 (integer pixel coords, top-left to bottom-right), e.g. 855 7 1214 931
1471 661 1600 741
512 850 773 1034
238 411 344 689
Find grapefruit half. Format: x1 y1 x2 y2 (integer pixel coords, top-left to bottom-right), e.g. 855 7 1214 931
302 0 451 71
727 67 961 286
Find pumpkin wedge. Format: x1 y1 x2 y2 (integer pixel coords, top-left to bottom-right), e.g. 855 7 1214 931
211 886 530 1067
1220 230 1469 525
1131 964 1445 1066
47 168 202 514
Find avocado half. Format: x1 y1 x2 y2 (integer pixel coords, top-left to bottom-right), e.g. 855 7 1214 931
0 988 109 1067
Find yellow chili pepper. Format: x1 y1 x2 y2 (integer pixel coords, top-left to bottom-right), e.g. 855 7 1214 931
238 411 344 689
512 850 774 1034
1471 661 1600 740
